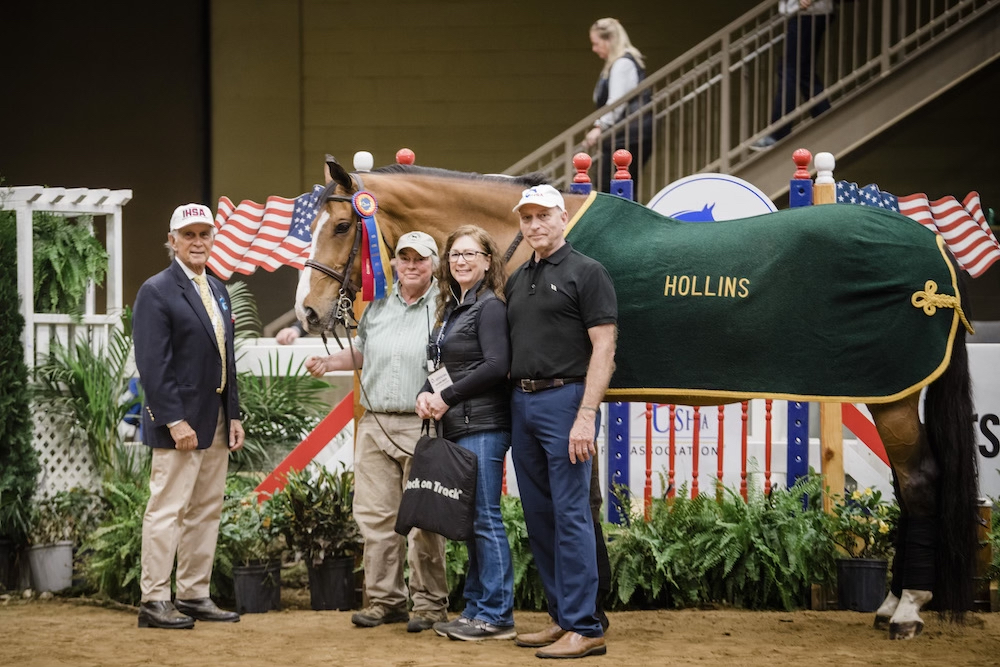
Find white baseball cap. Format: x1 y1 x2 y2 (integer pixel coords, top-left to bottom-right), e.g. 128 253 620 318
169 203 214 231
512 184 566 213
395 231 439 258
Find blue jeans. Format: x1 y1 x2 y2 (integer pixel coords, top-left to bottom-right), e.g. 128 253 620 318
511 383 603 638
455 429 514 627
771 12 831 139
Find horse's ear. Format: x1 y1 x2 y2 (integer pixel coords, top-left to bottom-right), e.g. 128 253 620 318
325 154 353 191
324 154 336 184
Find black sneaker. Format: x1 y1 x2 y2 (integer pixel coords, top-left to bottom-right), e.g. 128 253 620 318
433 616 471 637
447 618 517 641
407 609 448 633
351 604 409 628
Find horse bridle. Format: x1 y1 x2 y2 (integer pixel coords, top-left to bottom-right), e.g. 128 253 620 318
304 169 526 345
303 172 369 348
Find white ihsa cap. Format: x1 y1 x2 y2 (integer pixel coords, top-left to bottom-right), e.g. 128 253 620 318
169 203 214 231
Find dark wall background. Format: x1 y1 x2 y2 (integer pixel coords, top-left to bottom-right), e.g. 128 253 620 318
1 1 210 313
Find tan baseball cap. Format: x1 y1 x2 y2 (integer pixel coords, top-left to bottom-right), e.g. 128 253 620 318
395 231 439 258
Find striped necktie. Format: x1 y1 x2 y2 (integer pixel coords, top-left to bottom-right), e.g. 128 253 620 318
193 273 226 393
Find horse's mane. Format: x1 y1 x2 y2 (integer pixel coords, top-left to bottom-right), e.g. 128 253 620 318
371 163 549 188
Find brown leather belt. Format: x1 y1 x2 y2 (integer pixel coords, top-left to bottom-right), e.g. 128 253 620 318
517 377 585 393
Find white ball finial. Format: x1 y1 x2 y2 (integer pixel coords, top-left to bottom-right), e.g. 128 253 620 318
353 151 374 172
814 152 836 184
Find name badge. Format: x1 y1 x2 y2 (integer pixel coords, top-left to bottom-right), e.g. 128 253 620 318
427 366 453 394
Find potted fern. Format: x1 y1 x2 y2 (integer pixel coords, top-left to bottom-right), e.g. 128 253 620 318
271 463 362 610
31 211 108 318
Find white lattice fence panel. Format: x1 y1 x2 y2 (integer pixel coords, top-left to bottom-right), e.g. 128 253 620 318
32 407 100 498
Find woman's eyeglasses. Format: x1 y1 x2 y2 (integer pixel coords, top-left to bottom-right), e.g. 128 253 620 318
447 250 489 262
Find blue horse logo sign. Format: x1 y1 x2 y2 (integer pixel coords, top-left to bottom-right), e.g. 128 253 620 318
647 173 777 221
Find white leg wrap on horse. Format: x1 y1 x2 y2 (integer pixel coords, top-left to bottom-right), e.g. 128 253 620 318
873 591 899 630
888 589 932 640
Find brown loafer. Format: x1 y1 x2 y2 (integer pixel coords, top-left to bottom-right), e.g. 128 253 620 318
515 623 566 648
535 631 606 659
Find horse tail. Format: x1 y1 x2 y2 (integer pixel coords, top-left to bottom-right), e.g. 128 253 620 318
923 286 979 617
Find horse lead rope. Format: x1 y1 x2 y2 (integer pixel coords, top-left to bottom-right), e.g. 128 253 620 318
502 231 523 264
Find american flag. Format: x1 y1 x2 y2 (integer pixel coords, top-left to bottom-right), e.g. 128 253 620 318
207 184 324 281
835 181 1000 278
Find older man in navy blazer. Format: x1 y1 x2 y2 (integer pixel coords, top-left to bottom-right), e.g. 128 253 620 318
132 203 244 629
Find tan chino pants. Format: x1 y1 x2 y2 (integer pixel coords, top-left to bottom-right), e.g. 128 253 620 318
140 407 229 601
352 412 448 612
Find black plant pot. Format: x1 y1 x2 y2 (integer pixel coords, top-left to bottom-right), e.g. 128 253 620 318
233 560 281 614
837 558 888 612
307 556 355 611
0 538 13 591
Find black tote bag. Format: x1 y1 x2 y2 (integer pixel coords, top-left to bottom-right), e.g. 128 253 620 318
394 420 477 542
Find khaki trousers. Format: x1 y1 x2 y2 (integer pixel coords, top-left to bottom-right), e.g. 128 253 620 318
353 412 448 612
140 408 229 601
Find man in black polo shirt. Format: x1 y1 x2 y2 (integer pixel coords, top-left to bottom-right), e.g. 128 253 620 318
507 184 617 660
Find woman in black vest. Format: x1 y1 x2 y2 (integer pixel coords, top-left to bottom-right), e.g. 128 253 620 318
415 225 514 641
584 17 653 195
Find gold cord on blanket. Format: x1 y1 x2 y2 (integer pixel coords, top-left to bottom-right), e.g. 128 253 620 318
911 280 974 334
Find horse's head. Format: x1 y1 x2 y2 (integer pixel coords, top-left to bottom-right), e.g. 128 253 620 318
295 157 364 334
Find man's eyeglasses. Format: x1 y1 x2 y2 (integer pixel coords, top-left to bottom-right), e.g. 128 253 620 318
448 250 489 262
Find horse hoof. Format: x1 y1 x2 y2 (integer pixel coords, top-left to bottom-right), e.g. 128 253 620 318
888 620 923 640
873 615 891 630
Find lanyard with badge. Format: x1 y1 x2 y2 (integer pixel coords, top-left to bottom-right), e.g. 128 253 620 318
425 310 454 394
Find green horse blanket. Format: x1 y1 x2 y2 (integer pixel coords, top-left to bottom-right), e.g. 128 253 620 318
565 192 967 404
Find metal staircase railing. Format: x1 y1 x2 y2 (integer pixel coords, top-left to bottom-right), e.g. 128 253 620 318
503 0 1000 204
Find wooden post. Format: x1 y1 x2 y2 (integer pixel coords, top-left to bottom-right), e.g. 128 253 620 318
813 151 845 511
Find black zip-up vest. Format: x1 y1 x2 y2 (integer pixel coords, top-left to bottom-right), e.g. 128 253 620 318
432 287 510 439
593 52 650 116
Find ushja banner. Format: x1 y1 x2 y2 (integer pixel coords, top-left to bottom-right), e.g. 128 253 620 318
207 185 323 281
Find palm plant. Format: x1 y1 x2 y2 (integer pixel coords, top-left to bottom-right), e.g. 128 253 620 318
227 280 262 339
33 309 144 482
232 355 330 471
224 280 328 471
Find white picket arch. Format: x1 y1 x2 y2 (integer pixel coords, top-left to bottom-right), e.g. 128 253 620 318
3 185 132 495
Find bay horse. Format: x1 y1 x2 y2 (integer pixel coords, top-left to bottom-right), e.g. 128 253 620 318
295 157 979 639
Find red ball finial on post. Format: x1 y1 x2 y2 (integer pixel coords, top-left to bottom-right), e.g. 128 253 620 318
792 148 812 180
572 152 592 184
396 148 415 165
612 149 633 181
